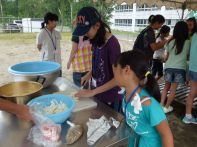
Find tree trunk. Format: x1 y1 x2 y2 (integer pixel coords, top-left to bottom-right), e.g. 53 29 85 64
0 0 4 25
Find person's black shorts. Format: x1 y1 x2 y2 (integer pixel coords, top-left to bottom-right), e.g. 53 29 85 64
152 59 163 77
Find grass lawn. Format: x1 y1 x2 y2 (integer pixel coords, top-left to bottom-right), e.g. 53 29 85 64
0 30 138 43
0 32 72 43
112 29 139 37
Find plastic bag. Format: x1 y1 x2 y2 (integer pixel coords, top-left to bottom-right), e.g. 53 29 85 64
52 77 80 91
66 121 83 145
28 103 62 147
86 116 120 145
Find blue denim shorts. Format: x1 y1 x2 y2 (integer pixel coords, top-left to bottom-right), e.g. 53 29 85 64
189 70 197 82
164 68 186 83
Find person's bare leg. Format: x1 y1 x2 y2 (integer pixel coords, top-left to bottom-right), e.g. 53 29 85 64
165 83 178 108
186 81 197 115
161 82 171 106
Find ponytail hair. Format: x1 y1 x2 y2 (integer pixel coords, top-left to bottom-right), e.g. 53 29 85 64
156 25 170 38
114 50 161 101
169 21 188 55
148 15 155 24
143 73 161 101
148 14 165 25
41 22 45 29
41 12 59 29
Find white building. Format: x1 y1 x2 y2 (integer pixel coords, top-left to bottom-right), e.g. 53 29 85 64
110 3 189 32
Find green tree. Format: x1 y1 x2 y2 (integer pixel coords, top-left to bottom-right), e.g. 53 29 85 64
93 0 114 25
1 0 114 28
66 0 114 28
1 0 17 17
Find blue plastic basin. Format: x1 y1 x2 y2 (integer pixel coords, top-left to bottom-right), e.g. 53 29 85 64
9 61 61 75
27 94 75 124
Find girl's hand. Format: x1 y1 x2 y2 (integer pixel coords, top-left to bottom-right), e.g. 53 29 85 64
81 72 92 86
75 90 96 98
15 105 33 122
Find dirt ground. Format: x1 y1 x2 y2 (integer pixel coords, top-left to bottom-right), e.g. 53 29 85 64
0 33 132 86
0 33 197 147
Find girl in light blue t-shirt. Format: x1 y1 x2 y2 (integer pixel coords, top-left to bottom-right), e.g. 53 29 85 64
183 32 197 124
161 21 190 114
113 50 174 147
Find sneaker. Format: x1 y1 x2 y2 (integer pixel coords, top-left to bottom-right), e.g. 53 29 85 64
163 106 173 113
182 116 197 124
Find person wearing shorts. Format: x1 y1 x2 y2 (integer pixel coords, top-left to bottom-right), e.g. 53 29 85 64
164 68 186 84
183 33 197 124
152 25 170 81
160 21 190 114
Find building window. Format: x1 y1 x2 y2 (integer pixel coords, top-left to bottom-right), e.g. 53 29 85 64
135 19 149 27
137 4 159 11
166 7 174 10
152 4 159 11
137 4 150 11
170 19 179 26
164 19 179 27
115 19 132 26
115 4 133 12
165 19 172 25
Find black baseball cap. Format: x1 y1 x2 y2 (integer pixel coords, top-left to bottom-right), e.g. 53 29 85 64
72 7 101 36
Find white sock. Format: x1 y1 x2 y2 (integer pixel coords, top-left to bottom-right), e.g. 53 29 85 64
186 114 192 119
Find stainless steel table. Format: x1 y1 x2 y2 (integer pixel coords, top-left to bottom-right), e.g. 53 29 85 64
0 87 138 147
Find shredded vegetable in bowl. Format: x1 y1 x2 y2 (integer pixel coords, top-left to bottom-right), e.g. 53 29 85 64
44 99 68 114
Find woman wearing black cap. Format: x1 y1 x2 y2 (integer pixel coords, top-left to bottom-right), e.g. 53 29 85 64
133 15 167 64
37 12 62 65
74 7 121 111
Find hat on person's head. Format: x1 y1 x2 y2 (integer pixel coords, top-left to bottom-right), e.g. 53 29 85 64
72 7 101 36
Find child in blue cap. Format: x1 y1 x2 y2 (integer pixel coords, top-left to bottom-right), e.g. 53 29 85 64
74 7 121 111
